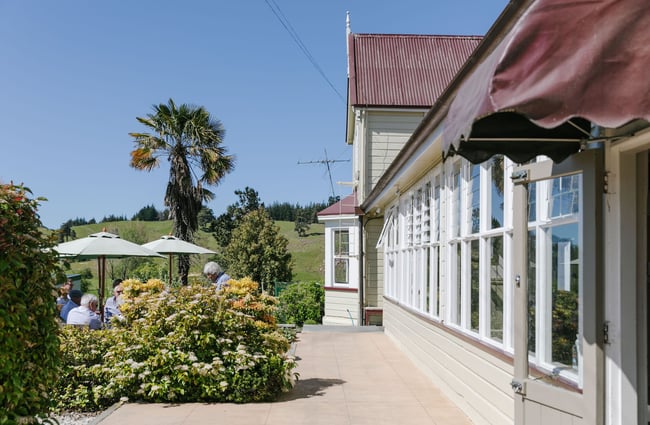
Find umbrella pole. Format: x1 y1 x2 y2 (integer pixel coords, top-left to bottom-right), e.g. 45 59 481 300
169 254 173 286
99 256 105 322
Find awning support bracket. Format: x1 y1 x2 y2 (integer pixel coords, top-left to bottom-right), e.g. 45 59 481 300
511 169 529 184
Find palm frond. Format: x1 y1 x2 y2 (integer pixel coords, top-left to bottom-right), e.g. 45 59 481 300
130 148 160 171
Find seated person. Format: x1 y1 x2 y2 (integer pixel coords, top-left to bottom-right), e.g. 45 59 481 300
56 279 72 312
60 289 83 322
203 261 230 291
104 279 124 326
66 293 102 330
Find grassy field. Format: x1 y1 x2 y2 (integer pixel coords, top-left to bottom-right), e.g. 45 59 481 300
63 220 324 294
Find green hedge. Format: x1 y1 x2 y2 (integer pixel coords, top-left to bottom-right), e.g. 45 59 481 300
0 184 65 424
276 281 324 326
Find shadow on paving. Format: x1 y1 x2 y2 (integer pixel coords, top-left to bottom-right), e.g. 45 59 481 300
275 378 346 401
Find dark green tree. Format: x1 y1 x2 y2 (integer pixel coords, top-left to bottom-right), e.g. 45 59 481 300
129 99 234 284
58 220 76 242
294 210 310 237
101 214 128 223
132 204 161 221
198 206 216 232
222 209 292 293
212 187 263 247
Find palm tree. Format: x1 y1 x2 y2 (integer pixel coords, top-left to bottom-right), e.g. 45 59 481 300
129 98 234 284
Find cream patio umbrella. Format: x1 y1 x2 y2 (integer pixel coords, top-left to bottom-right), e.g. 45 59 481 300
141 235 215 284
53 230 164 318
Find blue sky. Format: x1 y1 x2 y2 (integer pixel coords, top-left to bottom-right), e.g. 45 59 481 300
0 1 508 229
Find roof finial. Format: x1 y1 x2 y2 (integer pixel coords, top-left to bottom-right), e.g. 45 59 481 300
346 11 351 78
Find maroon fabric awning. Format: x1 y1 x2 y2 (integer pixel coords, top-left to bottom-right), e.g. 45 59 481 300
443 0 650 163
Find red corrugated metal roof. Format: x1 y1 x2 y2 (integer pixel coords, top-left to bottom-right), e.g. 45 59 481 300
348 34 482 108
317 193 361 217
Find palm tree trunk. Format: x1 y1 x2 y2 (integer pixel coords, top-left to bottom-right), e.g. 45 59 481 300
177 254 190 286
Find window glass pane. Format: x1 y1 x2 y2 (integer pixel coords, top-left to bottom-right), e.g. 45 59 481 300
528 230 537 355
334 259 348 283
395 205 400 247
490 155 505 229
423 183 431 243
489 235 504 342
470 164 481 233
451 242 461 325
529 183 537 222
550 223 579 369
550 175 580 218
415 190 422 245
452 164 461 237
434 246 440 317
334 230 349 255
425 246 431 313
334 230 350 284
470 239 480 332
434 177 441 241
406 197 413 247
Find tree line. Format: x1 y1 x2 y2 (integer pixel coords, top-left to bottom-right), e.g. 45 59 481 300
57 204 170 242
58 198 337 242
265 198 337 223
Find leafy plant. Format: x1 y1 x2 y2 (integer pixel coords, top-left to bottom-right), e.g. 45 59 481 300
0 184 65 423
276 281 324 326
552 289 578 364
211 187 264 247
54 277 297 411
222 209 292 293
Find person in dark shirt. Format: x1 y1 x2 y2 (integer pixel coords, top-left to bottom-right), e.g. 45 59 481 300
60 289 83 322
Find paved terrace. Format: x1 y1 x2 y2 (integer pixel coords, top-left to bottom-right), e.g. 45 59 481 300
96 326 472 425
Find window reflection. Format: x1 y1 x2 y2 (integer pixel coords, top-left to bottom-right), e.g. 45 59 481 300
490 155 505 229
489 236 504 342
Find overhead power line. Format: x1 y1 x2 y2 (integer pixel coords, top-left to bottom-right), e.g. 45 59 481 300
264 0 345 102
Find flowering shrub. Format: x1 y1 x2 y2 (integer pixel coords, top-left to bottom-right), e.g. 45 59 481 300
0 184 65 423
120 277 165 298
222 277 279 330
54 278 297 411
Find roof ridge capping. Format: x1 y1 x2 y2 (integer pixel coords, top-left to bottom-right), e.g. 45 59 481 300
353 33 483 39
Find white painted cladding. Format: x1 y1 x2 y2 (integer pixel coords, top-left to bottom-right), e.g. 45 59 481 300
323 289 359 326
363 218 384 308
384 301 514 425
353 110 426 202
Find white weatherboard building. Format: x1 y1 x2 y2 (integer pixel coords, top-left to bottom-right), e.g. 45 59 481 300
319 1 650 424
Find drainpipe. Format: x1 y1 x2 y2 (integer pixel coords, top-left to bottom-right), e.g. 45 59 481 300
358 215 364 326
359 214 384 326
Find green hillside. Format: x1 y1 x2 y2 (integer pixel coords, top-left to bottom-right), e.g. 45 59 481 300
62 220 324 293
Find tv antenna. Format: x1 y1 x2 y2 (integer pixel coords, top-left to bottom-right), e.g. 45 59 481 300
298 149 350 198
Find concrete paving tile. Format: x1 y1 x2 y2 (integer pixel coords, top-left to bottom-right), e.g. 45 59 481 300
346 401 435 425
266 401 350 425
96 328 475 425
182 403 272 425
276 377 347 402
425 406 474 425
99 403 197 425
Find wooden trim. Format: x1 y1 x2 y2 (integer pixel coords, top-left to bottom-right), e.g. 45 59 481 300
325 286 359 293
364 307 383 325
384 296 583 394
527 365 583 394
384 296 513 364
